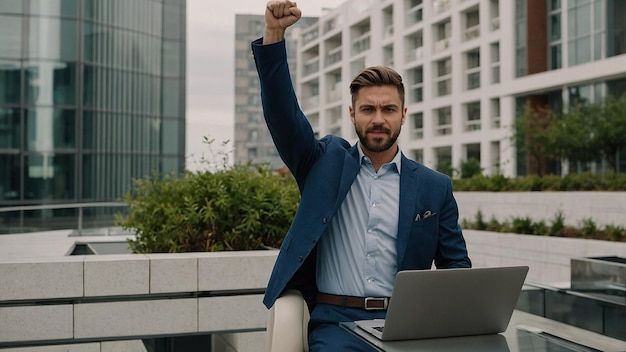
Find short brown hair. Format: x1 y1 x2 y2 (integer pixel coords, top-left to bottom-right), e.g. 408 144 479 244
349 66 405 107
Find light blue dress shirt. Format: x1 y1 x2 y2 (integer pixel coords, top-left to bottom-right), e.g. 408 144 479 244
316 143 401 298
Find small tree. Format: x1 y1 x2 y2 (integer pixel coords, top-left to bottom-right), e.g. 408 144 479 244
594 94 626 172
513 104 559 176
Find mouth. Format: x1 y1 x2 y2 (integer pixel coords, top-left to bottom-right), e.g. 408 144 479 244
367 128 390 137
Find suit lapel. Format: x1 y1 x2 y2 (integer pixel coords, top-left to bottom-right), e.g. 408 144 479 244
396 155 419 267
334 145 361 209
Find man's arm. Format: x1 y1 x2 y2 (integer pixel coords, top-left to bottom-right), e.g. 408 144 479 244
263 1 302 44
253 1 319 184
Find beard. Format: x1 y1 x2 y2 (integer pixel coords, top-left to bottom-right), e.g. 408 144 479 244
356 125 401 153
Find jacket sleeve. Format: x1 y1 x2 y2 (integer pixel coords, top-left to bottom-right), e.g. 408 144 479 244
251 38 320 186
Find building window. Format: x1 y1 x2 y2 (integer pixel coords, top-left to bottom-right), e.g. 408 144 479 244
411 149 424 164
463 7 480 41
405 0 423 27
465 49 480 90
490 98 501 128
25 108 76 150
405 31 423 63
407 66 423 103
435 57 452 97
490 42 500 83
433 0 451 15
0 60 21 104
567 0 604 66
464 101 481 131
515 0 527 77
410 112 423 139
434 19 452 53
434 146 452 175
490 0 500 31
434 106 452 136
548 0 562 69
0 107 20 149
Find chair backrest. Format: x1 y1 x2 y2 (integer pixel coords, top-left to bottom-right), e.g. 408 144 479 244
265 290 310 352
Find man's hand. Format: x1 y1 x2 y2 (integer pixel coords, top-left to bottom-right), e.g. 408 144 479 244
263 1 302 44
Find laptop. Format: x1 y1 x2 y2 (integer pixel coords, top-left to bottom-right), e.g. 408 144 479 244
354 266 529 341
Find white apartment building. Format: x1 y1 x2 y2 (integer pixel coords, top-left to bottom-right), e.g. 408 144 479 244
294 0 626 177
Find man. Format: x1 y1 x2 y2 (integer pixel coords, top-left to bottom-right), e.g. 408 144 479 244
252 1 471 350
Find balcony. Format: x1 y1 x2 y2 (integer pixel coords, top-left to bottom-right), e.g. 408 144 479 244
301 95 320 110
406 47 423 62
303 58 320 77
325 46 342 67
434 38 450 53
351 34 371 56
433 0 451 14
491 17 500 30
464 25 480 41
406 7 423 27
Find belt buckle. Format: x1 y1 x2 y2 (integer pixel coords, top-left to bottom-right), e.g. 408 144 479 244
364 297 388 310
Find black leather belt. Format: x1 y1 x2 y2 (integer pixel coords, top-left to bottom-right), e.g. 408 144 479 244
316 293 389 310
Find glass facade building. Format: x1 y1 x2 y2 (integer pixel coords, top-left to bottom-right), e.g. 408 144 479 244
0 0 186 230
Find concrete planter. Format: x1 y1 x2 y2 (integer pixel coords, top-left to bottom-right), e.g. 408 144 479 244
455 192 626 228
464 229 626 287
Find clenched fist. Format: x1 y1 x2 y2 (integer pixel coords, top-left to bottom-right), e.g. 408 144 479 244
263 1 302 44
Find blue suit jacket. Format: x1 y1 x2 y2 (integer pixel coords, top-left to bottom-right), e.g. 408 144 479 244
252 39 471 310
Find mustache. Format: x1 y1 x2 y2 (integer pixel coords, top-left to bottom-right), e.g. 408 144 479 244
367 126 391 134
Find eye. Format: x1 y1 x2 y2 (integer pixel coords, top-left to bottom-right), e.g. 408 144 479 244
384 106 397 112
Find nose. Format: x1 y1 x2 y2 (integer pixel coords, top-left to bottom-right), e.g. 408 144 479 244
372 108 385 124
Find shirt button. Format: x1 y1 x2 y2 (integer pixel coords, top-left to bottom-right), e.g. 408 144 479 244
366 253 372 259
367 229 372 234
374 175 378 180
367 278 374 284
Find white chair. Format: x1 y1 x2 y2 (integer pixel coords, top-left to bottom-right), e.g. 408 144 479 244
266 289 310 352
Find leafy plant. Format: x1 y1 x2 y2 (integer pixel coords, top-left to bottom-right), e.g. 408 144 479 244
116 139 300 253
549 210 565 237
117 164 300 253
580 218 597 238
459 158 482 179
605 224 625 242
511 216 534 235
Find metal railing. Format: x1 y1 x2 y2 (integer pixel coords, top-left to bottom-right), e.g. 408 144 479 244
0 202 129 235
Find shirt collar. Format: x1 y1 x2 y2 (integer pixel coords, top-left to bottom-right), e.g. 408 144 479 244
357 142 402 174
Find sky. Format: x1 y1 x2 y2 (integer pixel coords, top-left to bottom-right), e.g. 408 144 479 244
185 0 344 170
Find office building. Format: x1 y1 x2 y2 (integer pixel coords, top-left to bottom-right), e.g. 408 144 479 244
0 0 186 231
233 14 317 169
294 0 626 177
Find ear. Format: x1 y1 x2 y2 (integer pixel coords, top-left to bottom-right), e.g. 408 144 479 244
401 107 407 125
349 106 355 124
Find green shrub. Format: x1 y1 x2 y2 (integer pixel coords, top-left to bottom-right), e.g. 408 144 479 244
580 218 597 238
116 164 300 253
437 161 454 177
605 224 626 241
451 172 626 191
511 216 534 234
486 216 503 232
534 220 550 236
474 209 487 230
459 158 482 179
549 210 565 237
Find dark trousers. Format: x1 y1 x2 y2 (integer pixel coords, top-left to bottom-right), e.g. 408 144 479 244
308 303 386 351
